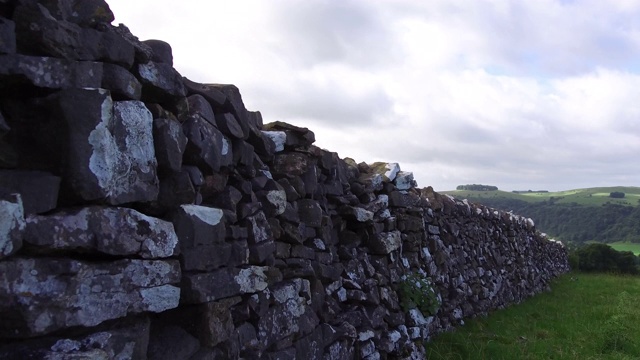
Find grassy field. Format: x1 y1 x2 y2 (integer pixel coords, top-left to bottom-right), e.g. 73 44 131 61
426 273 640 360
609 242 640 255
441 186 640 207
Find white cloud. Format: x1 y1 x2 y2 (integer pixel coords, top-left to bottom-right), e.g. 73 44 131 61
107 0 640 191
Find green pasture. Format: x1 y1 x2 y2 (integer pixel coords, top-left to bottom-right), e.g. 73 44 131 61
427 272 640 360
442 186 640 207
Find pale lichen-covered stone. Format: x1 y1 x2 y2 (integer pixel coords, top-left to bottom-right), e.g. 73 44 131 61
24 206 178 259
370 162 400 182
369 230 402 254
0 258 180 337
394 171 415 190
52 89 159 204
262 131 286 152
235 266 269 294
0 192 25 259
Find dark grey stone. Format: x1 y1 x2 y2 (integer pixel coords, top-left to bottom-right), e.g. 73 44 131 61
147 325 199 360
297 199 323 227
0 170 60 214
181 266 268 304
136 61 186 103
183 77 227 108
101 63 142 100
0 54 102 93
153 117 187 174
187 94 216 126
24 206 179 258
0 316 150 360
0 16 15 54
171 204 225 249
144 39 173 65
182 115 229 174
215 112 245 139
0 258 181 337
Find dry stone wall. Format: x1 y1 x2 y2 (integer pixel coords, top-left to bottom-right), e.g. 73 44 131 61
0 1 569 358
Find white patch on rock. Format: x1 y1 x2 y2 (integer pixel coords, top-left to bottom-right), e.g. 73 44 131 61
235 266 269 294
260 169 273 179
221 136 229 155
353 207 374 222
384 163 400 182
88 93 117 193
115 101 156 174
358 330 375 341
180 205 224 226
337 287 347 302
266 190 287 215
261 131 286 152
139 285 180 312
394 171 414 190
0 195 25 257
388 330 402 343
408 309 428 326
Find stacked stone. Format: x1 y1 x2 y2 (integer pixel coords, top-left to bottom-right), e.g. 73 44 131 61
415 192 570 334
0 0 569 359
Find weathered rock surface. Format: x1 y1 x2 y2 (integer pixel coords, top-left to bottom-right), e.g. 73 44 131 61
24 206 178 258
0 258 180 337
46 89 159 204
0 192 24 259
0 54 103 93
0 170 60 214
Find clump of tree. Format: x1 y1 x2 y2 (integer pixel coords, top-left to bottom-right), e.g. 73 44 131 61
456 184 498 191
609 191 625 199
569 243 638 274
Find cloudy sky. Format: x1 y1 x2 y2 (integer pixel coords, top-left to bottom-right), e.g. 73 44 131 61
107 0 640 192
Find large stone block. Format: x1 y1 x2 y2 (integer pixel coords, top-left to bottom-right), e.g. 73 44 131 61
0 258 181 337
187 94 215 125
171 204 225 249
257 279 319 349
368 230 402 255
0 16 16 54
147 324 200 360
13 2 131 66
0 316 150 360
181 266 268 304
0 191 24 259
49 89 159 204
182 115 232 174
215 112 245 139
101 63 142 100
183 78 227 108
0 170 61 214
24 206 178 259
153 118 187 174
0 54 102 93
136 61 186 103
272 153 310 177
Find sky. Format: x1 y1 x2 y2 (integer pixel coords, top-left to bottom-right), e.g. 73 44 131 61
107 0 640 192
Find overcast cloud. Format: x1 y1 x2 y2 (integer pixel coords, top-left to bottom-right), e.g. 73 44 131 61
107 0 640 191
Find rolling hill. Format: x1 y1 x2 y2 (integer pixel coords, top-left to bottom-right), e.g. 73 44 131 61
440 186 640 245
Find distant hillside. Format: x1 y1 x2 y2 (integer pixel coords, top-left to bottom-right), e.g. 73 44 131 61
441 186 640 244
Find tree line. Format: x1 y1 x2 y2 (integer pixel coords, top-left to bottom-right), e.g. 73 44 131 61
456 184 498 191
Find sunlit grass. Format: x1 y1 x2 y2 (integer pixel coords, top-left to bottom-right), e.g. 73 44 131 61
427 273 640 360
609 242 640 255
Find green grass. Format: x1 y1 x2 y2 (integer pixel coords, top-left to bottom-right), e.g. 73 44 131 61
609 242 640 256
427 273 640 360
441 186 640 207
